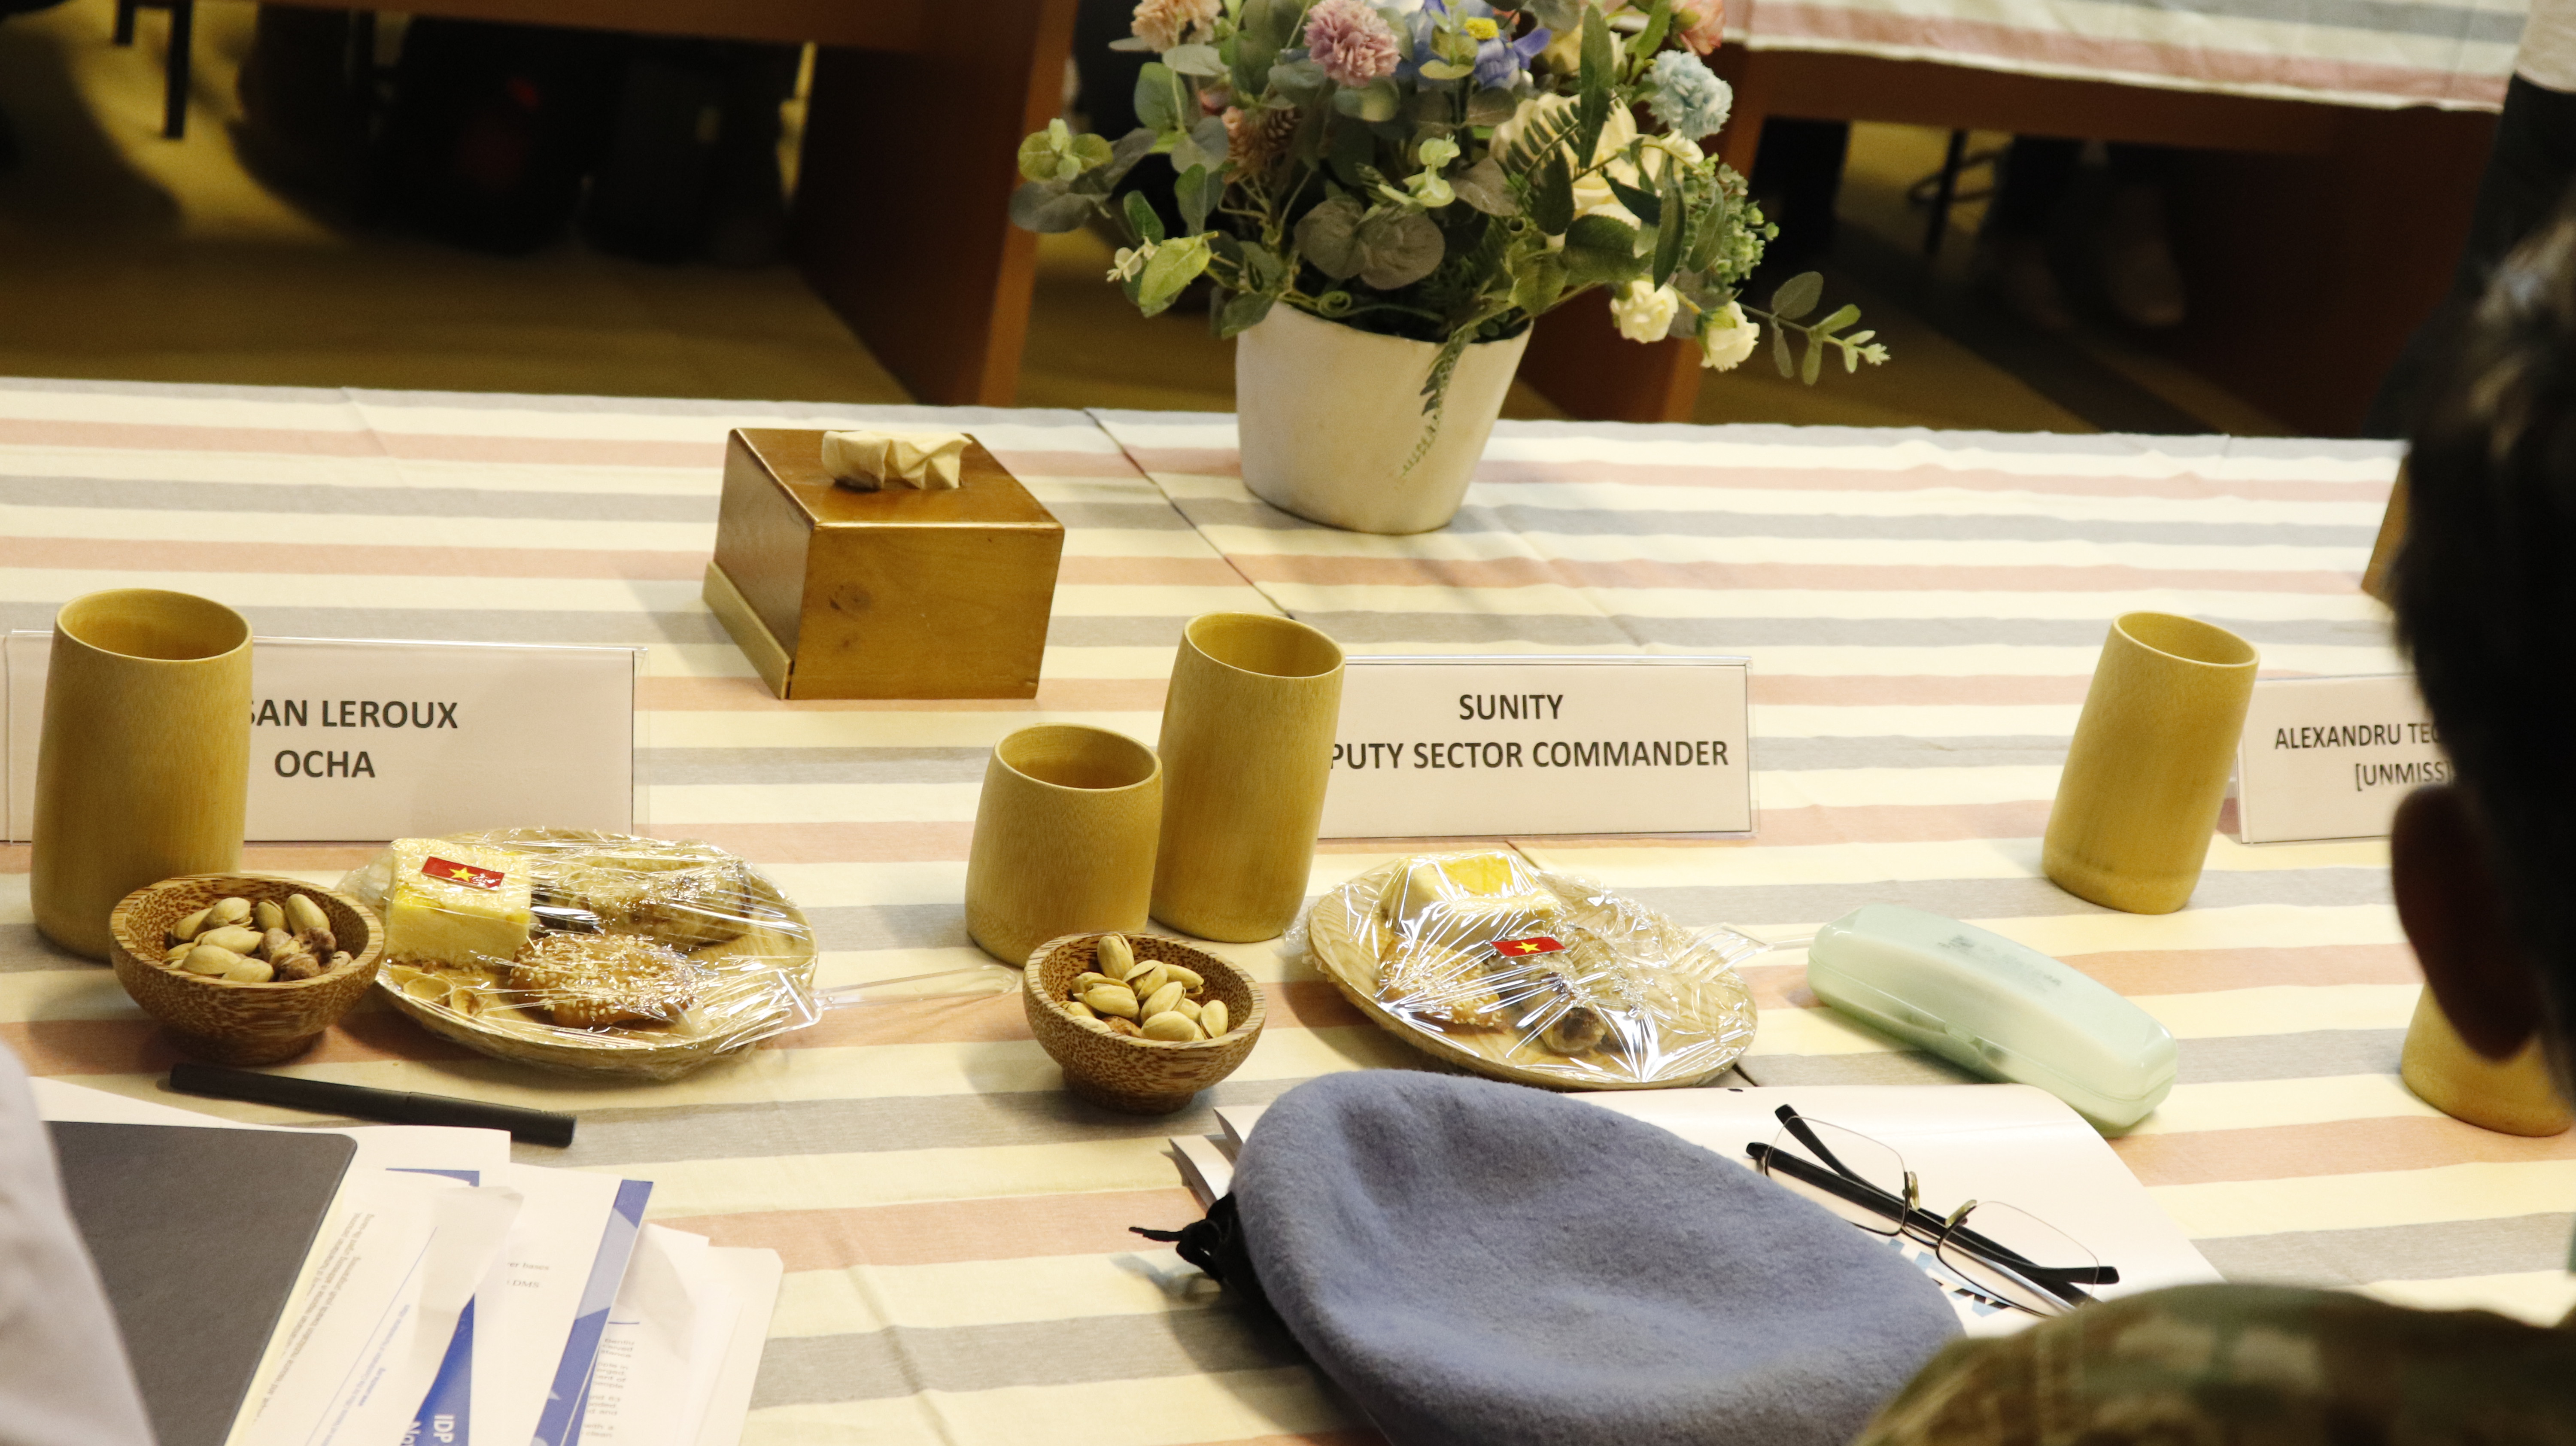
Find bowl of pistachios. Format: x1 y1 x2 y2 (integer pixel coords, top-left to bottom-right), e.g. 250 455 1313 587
1023 930 1266 1115
109 874 384 1065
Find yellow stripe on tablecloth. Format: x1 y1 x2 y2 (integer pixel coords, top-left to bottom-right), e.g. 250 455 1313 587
633 1136 1198 1217
644 783 984 826
1748 982 2418 1057
2125 1075 2444 1135
2152 1160 2576 1238
2356 1271 2576 1325
0 506 719 551
1244 582 2391 624
769 1252 1218 1337
1505 835 2384 887
744 1367 1346 1446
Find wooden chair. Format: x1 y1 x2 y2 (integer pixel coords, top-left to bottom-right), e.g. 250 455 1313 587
111 0 193 139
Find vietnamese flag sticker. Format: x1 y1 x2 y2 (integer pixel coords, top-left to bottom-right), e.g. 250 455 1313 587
423 857 507 891
1490 935 1565 958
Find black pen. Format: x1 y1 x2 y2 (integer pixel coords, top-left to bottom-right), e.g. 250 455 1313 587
167 1063 578 1147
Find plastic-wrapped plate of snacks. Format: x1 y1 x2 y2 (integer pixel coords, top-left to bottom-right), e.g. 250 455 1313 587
344 829 817 1078
1304 850 1762 1090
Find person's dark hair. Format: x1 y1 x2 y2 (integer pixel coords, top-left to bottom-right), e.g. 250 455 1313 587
2396 208 2576 1036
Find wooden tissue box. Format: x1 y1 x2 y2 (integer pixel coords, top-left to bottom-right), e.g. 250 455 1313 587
704 428 1064 699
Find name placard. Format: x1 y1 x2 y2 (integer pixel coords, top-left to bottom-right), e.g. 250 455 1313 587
2234 674 2447 844
5 634 637 842
1319 656 1753 838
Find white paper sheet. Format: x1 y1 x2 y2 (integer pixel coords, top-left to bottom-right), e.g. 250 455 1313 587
456 1166 633 1446
575 1227 782 1446
689 1250 782 1446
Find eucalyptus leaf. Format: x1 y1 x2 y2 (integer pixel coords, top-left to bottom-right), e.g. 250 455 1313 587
1334 77 1403 122
1267 56 1326 93
1170 113 1231 173
1353 208 1446 289
1137 236 1213 316
1294 193 1367 279
1177 164 1219 234
1801 333 1823 384
1511 252 1569 315
1329 120 1377 187
1071 129 1158 195
1419 58 1476 80
1233 0 1289 93
1450 156 1520 216
1772 322 1793 377
1814 303 1860 334
1608 176 1662 228
1163 43 1226 76
1009 181 1097 233
1134 63 1186 133
1124 189 1167 245
1531 152 1575 234
1218 289 1277 337
1769 270 1823 320
1467 86 1520 125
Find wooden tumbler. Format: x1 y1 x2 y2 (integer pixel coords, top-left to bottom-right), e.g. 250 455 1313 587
2042 612 2258 915
32 589 253 960
2399 988 2572 1136
964 724 1162 965
1151 612 1345 942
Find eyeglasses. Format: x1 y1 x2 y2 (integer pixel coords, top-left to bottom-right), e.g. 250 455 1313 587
1744 1104 2119 1317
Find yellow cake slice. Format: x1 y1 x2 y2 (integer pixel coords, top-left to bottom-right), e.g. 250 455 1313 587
385 838 535 966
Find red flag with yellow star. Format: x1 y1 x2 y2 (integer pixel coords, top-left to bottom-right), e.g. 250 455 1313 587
422 856 508 891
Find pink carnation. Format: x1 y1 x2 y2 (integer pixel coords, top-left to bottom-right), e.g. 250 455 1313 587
1304 0 1402 88
1674 0 1726 52
1131 0 1220 51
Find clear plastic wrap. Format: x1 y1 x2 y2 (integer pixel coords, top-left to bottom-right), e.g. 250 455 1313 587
1303 850 1763 1089
345 829 818 1079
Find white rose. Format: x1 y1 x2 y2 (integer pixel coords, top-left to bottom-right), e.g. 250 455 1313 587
1610 279 1681 344
1493 94 1642 225
1700 301 1759 371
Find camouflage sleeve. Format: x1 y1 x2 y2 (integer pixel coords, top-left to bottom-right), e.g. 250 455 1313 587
1850 1283 2576 1446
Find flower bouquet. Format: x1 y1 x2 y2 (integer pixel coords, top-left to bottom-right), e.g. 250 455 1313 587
1013 0 1887 530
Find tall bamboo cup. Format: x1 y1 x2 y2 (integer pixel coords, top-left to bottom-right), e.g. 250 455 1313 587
1151 613 1345 942
965 724 1162 965
2041 611 2258 914
33 590 253 959
2400 988 2571 1136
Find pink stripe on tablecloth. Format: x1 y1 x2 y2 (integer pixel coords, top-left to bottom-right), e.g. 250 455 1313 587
635 675 1169 713
1744 1 2510 106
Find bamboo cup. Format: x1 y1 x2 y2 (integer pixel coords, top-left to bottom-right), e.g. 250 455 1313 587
32 590 253 960
964 724 1163 965
2041 612 2258 914
1151 613 1345 942
2400 988 2571 1136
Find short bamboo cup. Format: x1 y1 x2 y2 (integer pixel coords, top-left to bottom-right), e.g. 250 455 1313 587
2041 612 2259 914
965 724 1163 965
2400 988 2572 1136
1151 612 1345 942
32 589 254 959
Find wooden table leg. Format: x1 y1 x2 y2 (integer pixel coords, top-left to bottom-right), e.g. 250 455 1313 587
790 0 1077 406
1517 49 1777 422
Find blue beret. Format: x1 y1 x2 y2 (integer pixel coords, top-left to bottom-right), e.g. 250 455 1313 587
1232 1072 1960 1446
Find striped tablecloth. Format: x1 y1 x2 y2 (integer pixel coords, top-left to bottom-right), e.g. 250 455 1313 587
0 376 2566 1446
1732 0 2524 108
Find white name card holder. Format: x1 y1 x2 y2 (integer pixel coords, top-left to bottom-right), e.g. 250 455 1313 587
2234 673 2448 844
1319 655 1754 838
4 634 639 843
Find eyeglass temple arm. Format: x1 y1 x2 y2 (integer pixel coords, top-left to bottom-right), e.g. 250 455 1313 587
1771 1104 1874 1188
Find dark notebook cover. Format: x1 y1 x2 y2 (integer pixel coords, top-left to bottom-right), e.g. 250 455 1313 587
49 1121 358 1446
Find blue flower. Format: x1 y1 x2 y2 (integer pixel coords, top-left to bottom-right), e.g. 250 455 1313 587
1646 49 1733 139
1473 26 1551 86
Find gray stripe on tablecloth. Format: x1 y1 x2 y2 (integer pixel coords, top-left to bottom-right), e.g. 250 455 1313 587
2195 1214 2575 1288
2078 0 2517 45
1476 420 2407 463
1741 1030 2410 1091
641 747 993 786
1294 613 2391 651
750 1302 1309 1406
0 474 723 521
1610 868 2391 930
1754 736 2069 770
1176 496 2376 548
0 603 726 647
535 1076 1316 1168
802 903 969 952
346 392 1100 428
1045 501 1203 531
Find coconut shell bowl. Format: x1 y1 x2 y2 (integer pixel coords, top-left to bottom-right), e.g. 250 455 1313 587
1024 932 1266 1115
109 873 385 1066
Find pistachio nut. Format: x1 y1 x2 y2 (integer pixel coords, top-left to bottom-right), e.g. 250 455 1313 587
1162 965 1204 991
273 955 322 982
198 926 264 955
284 894 330 935
1170 996 1201 1021
171 906 214 943
328 951 351 970
1094 933 1135 979
1140 1012 1203 1042
182 945 245 976
1081 985 1141 1019
1071 972 1113 994
225 959 276 984
301 927 337 959
1065 1000 1096 1019
164 942 193 965
208 896 253 928
1141 981 1185 1018
1199 1000 1230 1039
1126 965 1170 1002
261 928 296 961
1105 1016 1142 1037
254 899 286 933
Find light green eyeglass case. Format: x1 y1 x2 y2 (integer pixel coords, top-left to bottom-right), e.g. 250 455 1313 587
1807 903 2177 1130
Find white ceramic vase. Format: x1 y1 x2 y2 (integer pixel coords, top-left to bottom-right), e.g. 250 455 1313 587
1234 303 1532 535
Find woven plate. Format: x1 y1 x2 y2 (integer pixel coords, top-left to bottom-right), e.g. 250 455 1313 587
1306 860 1759 1091
369 829 818 1078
